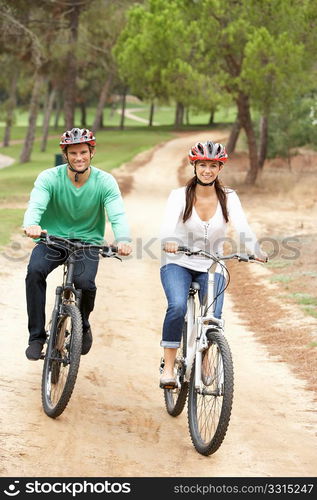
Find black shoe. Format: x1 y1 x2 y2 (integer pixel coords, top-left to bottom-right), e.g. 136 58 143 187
81 327 93 355
25 340 44 360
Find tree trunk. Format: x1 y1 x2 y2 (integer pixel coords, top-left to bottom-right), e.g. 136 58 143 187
119 90 127 130
54 95 62 130
41 84 56 152
237 93 259 185
174 102 184 127
226 115 241 154
3 70 18 147
148 102 155 126
186 108 190 125
258 115 268 169
63 3 80 129
20 73 44 163
92 74 113 131
80 102 87 127
208 109 215 125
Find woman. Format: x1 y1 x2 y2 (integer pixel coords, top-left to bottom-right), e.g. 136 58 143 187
159 140 267 388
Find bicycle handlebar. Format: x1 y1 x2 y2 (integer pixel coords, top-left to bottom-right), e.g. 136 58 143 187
176 246 268 263
39 233 119 257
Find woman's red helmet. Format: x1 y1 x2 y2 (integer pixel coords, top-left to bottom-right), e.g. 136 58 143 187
188 141 228 165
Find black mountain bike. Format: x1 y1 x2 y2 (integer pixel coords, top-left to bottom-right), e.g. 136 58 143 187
39 233 119 418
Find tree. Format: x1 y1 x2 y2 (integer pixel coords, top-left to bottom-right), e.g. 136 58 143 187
114 0 214 127
0 54 19 147
196 0 312 183
78 0 131 131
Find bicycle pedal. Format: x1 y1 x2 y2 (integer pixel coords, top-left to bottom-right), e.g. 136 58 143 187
160 383 176 389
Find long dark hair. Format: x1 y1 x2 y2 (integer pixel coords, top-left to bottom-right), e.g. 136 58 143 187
183 176 229 223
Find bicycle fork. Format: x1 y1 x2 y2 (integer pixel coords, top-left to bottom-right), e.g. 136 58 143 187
44 286 63 358
195 325 225 396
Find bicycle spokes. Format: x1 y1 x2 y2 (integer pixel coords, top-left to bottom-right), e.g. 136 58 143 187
188 332 233 455
47 316 72 402
41 304 82 418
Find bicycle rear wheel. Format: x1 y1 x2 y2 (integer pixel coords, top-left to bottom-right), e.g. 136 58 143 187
187 330 233 455
41 304 83 418
164 321 188 417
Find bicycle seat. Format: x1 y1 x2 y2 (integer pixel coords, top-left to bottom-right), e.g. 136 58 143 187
190 281 200 291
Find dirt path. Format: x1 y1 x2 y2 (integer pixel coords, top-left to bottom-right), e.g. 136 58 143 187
0 153 15 169
116 107 159 126
0 132 316 477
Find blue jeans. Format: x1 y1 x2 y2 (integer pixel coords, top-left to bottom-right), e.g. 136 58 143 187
160 264 225 348
25 242 99 343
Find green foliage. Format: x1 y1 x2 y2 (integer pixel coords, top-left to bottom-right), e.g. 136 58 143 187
241 29 305 113
114 0 223 114
264 95 317 158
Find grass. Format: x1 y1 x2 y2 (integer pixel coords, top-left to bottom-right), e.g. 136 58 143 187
269 274 294 283
0 103 237 131
306 342 317 348
290 293 317 306
0 208 26 246
303 307 317 318
266 259 291 269
133 105 237 126
283 292 317 319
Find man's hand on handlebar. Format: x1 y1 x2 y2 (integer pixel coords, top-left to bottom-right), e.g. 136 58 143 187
24 225 46 239
116 242 132 256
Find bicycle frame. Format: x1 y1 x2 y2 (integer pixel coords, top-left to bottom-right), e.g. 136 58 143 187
45 254 81 344
183 261 225 391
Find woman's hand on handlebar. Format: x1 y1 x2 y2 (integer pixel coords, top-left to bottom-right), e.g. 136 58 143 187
163 242 179 254
256 251 269 263
24 225 47 239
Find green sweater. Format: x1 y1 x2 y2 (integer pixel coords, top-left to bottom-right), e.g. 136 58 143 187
23 165 131 244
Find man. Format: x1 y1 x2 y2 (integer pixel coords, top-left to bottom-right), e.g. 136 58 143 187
23 128 132 360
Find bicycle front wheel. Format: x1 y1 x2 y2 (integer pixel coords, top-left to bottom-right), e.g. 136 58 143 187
164 321 188 417
187 330 234 455
41 304 83 418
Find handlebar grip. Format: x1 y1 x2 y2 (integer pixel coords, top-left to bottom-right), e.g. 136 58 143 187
249 254 268 263
238 254 250 262
177 246 190 253
256 256 268 263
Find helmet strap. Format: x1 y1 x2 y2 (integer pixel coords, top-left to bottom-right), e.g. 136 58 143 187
194 166 217 186
196 177 216 187
67 164 89 182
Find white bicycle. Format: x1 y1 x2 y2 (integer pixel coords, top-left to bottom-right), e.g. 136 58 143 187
160 246 266 455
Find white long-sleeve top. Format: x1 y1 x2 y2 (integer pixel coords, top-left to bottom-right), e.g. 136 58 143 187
160 187 263 271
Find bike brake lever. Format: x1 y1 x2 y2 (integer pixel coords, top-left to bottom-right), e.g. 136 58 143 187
101 249 122 261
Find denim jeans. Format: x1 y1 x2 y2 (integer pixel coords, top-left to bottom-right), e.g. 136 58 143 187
160 264 225 348
25 242 99 343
